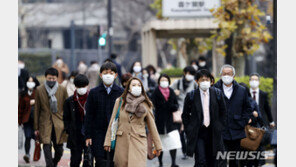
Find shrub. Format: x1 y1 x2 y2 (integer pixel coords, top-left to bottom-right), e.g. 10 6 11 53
19 53 52 76
160 68 183 77
215 76 273 103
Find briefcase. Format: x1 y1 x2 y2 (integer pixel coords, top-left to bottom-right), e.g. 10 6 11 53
241 125 265 151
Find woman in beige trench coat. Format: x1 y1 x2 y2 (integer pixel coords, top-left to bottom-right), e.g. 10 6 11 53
104 77 162 167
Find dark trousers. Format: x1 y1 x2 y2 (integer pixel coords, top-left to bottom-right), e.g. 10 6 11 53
180 130 187 155
194 126 214 167
224 139 241 167
43 127 64 167
70 146 88 167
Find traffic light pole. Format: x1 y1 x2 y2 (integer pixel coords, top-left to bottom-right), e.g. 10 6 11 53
107 0 112 58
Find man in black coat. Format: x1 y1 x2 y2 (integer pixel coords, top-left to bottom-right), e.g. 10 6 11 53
63 74 91 167
182 70 227 167
214 65 252 167
249 73 275 128
18 60 30 93
84 62 124 167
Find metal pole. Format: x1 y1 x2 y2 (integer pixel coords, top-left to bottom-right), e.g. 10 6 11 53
70 20 76 71
107 0 112 57
272 0 277 124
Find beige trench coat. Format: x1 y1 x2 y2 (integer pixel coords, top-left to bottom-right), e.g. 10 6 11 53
104 98 162 167
34 84 68 144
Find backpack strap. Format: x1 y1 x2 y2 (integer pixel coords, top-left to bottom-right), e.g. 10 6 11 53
177 79 181 90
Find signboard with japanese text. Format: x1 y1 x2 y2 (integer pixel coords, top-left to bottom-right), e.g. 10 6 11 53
162 0 221 18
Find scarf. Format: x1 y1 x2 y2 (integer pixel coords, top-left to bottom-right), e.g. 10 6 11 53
44 81 59 113
158 86 170 101
73 90 88 121
125 93 146 118
182 77 190 90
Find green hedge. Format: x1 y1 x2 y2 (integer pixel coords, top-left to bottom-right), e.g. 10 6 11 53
161 68 273 103
215 76 273 103
19 53 52 76
160 68 183 77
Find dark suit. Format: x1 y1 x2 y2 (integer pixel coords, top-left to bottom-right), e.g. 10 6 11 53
84 83 123 166
214 80 252 167
182 87 226 167
258 90 273 126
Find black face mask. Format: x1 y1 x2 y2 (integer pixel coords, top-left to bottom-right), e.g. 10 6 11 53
46 80 56 88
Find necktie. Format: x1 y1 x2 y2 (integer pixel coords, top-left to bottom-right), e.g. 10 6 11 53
203 92 210 127
253 91 256 101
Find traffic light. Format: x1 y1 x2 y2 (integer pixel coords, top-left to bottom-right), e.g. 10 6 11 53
98 33 107 46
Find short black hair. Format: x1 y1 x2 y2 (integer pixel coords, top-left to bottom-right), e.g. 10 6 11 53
249 73 260 80
74 74 89 88
100 61 117 73
145 64 156 74
198 56 206 61
69 71 79 79
45 67 59 77
90 61 98 65
104 58 113 63
158 74 171 85
190 59 198 65
184 66 196 75
110 53 117 59
195 69 213 81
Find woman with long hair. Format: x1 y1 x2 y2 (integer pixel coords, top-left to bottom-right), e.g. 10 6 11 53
18 76 40 163
104 77 162 167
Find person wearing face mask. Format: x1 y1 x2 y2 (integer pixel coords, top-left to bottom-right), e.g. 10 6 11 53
34 68 68 167
213 64 252 167
170 66 198 159
190 60 199 71
18 60 30 93
151 74 181 167
197 56 209 71
86 61 100 89
18 76 40 163
63 74 91 167
130 61 144 80
249 73 275 129
182 69 227 167
142 68 157 99
62 71 79 96
104 77 162 167
52 57 69 84
84 62 124 166
77 61 88 75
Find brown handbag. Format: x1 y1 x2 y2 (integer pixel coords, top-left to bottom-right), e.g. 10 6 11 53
172 110 182 123
240 125 265 151
147 132 156 160
33 135 41 161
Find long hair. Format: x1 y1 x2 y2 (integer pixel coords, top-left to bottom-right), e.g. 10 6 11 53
20 75 40 97
121 77 153 109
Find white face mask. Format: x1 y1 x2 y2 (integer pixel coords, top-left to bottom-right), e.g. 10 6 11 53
133 66 142 73
70 78 74 83
143 73 149 78
185 74 194 81
131 86 142 96
18 63 25 69
77 87 88 95
249 80 259 89
192 64 198 71
199 81 211 91
199 61 206 67
26 82 36 89
56 59 63 65
160 81 169 88
102 74 115 85
222 75 234 85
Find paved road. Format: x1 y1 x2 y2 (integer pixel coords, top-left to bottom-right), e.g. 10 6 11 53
18 139 275 167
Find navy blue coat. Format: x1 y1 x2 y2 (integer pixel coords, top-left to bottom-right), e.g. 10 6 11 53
84 83 124 158
214 80 252 140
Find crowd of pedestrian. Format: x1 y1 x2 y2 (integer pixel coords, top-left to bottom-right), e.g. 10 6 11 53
18 55 276 167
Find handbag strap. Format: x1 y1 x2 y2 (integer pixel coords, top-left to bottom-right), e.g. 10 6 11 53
115 97 122 119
